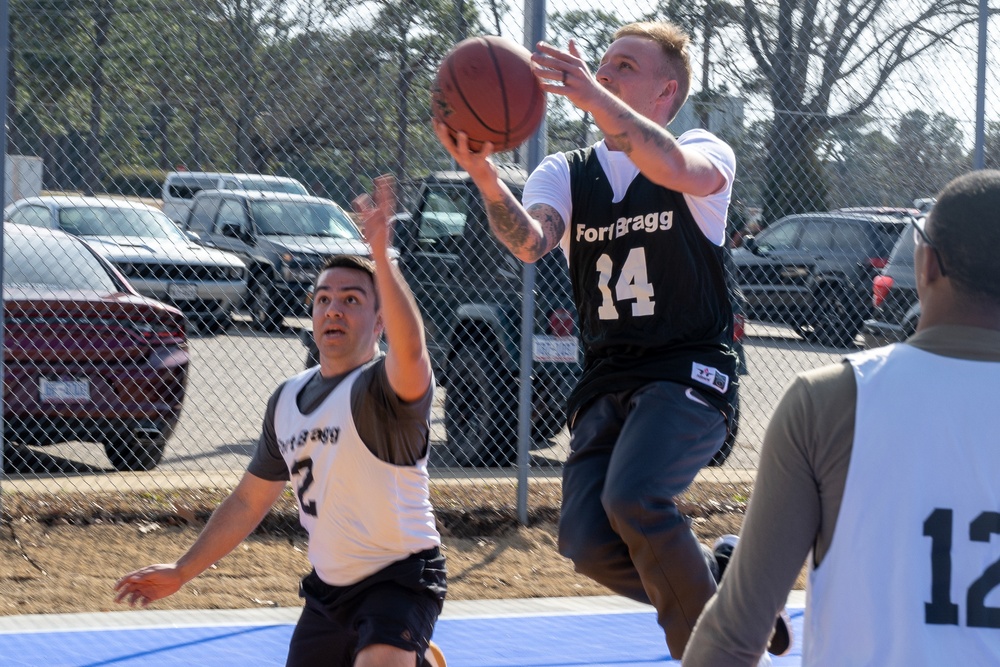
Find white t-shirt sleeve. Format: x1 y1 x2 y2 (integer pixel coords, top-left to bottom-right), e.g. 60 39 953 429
522 152 572 232
678 129 735 247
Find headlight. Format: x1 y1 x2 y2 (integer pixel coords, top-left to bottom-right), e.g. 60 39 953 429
227 266 245 280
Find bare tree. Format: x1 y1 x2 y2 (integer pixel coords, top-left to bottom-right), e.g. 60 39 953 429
741 0 977 223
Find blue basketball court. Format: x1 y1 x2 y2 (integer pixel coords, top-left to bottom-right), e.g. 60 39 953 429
0 596 805 666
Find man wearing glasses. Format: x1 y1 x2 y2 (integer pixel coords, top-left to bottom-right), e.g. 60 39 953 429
683 170 1000 666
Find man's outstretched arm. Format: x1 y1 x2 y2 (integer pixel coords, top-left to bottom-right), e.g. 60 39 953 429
114 472 286 607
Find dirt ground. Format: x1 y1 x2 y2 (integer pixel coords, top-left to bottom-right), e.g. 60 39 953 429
0 480 805 616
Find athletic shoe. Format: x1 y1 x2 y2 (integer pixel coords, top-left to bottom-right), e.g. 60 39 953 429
711 534 794 656
424 640 447 667
712 534 739 582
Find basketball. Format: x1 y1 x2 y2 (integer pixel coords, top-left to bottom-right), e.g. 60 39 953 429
431 36 546 153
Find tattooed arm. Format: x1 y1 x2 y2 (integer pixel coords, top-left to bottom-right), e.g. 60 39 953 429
432 119 565 263
485 193 565 264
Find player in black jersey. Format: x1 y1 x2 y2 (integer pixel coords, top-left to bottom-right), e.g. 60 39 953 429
435 21 787 662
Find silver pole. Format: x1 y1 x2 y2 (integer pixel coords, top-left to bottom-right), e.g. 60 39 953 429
0 0 10 522
517 0 546 526
974 0 988 170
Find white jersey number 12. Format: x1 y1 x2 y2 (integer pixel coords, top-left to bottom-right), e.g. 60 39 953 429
596 247 656 320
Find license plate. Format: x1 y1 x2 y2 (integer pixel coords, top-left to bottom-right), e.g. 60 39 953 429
532 335 579 363
168 283 198 300
39 378 91 402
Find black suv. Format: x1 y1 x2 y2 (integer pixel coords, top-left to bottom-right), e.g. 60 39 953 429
184 190 370 330
863 219 921 347
733 209 912 347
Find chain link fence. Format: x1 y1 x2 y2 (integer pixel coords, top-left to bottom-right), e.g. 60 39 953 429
0 0 995 522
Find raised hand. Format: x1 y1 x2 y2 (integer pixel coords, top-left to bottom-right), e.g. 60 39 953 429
530 40 600 112
353 174 396 256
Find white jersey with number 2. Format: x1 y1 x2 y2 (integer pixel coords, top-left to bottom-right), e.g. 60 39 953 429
273 365 440 587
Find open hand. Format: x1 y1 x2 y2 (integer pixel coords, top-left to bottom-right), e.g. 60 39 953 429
114 564 184 608
531 40 599 111
353 174 396 254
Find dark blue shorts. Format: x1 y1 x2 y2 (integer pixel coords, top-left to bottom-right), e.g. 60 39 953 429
285 548 446 667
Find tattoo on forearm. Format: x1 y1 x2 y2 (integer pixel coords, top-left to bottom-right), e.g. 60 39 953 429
610 110 678 157
487 193 549 258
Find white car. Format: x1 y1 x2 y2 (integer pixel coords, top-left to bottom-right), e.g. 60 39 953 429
4 196 248 333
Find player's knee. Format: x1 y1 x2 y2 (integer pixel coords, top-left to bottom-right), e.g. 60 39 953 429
600 485 646 529
558 527 614 579
354 643 415 667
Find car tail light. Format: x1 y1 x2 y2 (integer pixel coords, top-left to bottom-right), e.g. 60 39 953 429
548 308 575 337
867 257 889 270
873 275 894 308
134 312 186 345
733 313 746 343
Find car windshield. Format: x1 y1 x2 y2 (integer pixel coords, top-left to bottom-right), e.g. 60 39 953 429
59 205 188 242
251 200 361 239
4 230 120 293
239 179 308 195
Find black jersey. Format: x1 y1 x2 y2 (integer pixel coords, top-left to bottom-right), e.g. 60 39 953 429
565 147 737 419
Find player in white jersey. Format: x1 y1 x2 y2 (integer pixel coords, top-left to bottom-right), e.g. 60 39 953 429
115 176 448 667
683 170 1000 665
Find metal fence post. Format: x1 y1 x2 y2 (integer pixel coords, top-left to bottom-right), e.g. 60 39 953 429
0 0 9 522
517 0 547 526
974 0 989 170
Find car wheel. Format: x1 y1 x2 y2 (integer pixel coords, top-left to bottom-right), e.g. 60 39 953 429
250 276 282 332
201 312 232 335
104 433 166 472
811 287 861 348
304 343 319 369
445 342 516 467
708 395 738 467
533 404 566 441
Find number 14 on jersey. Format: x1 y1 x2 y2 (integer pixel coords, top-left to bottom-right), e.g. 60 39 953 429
596 247 655 320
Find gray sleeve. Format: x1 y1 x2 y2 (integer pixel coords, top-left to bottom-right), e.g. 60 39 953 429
684 363 856 666
351 360 434 466
246 383 291 481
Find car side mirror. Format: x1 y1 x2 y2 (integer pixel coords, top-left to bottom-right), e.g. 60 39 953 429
742 235 759 254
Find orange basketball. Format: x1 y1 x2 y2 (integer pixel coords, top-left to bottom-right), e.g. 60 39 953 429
431 36 546 153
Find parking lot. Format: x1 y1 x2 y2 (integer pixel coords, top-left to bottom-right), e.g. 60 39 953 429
4 317 848 477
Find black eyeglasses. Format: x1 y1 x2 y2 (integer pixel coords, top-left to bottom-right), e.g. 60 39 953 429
912 219 947 277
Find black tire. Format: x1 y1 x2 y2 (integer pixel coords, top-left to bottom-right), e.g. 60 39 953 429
708 396 739 467
533 404 566 441
445 342 516 467
104 434 166 471
304 343 319 369
200 312 232 335
250 276 282 332
812 287 862 348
